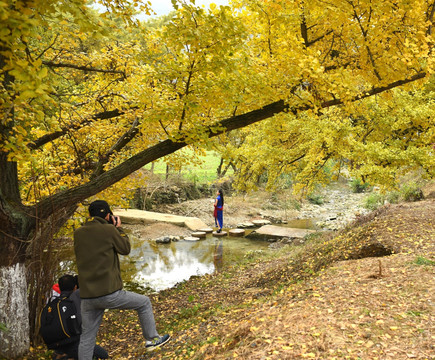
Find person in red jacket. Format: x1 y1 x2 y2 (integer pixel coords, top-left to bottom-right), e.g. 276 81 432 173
74 200 170 359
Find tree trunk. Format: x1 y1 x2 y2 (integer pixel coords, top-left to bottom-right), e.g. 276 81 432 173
216 158 224 178
0 200 35 358
27 207 77 344
0 263 30 358
166 163 171 181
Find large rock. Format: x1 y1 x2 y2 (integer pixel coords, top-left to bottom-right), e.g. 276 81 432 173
155 236 171 244
246 225 316 241
155 235 181 243
114 209 207 230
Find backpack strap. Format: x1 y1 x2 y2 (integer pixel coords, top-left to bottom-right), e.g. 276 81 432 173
57 296 75 338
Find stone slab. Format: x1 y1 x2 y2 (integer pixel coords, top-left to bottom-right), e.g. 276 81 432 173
236 222 255 228
191 231 207 238
246 225 316 241
184 236 200 242
114 209 207 230
252 219 271 226
185 218 209 231
229 229 246 237
198 228 214 234
213 231 228 237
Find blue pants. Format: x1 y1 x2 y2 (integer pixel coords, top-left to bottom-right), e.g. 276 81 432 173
215 210 223 229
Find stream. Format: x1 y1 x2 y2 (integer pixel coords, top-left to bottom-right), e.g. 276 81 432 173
60 219 316 293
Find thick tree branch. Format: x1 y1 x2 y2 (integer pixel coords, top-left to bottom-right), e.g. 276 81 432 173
34 71 428 218
426 1 435 35
42 60 126 77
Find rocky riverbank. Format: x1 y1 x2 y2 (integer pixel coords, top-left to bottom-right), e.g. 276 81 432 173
153 180 370 233
296 185 370 230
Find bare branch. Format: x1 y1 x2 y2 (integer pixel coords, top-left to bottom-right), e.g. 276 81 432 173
91 117 141 178
36 34 59 60
28 108 130 149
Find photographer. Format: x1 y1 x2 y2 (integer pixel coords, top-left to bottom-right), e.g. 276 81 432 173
74 200 170 360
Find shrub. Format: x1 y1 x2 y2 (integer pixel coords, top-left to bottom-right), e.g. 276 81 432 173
364 193 385 210
288 198 302 211
307 193 324 205
400 183 424 202
350 179 370 193
386 191 400 204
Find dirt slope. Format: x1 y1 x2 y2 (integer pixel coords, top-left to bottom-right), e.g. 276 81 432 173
147 199 434 360
91 199 434 360
28 198 434 360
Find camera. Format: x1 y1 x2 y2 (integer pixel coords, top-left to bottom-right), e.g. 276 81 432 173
109 214 118 226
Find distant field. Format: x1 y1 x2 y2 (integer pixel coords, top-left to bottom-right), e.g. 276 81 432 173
144 150 232 183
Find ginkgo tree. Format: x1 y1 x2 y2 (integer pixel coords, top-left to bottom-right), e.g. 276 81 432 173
0 0 434 357
226 82 435 194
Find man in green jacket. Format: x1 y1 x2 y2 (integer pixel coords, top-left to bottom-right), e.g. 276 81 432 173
74 200 170 359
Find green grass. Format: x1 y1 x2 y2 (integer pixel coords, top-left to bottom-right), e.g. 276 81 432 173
414 256 435 266
144 150 232 183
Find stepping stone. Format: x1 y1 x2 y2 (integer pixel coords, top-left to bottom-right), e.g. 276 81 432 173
184 236 200 242
191 231 206 238
212 231 227 237
246 225 316 241
252 219 271 226
198 228 214 234
229 229 245 237
236 222 255 228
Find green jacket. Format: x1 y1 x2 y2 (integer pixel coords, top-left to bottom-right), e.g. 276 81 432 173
74 216 131 298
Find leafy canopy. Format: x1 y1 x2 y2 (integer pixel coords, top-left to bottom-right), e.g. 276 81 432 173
0 0 434 207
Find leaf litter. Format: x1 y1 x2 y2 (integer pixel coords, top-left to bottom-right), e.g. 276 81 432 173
29 198 434 360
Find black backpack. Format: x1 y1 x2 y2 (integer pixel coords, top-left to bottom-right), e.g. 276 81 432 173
39 295 81 349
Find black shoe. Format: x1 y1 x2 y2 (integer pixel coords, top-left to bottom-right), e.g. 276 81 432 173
146 334 171 352
217 229 222 233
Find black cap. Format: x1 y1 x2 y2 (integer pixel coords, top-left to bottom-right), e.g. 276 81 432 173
88 200 113 218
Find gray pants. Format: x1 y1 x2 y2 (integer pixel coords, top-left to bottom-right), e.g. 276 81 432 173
78 290 159 360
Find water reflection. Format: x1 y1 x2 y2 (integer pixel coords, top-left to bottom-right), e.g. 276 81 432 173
213 240 223 273
126 238 216 292
61 231 269 293
122 234 269 292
